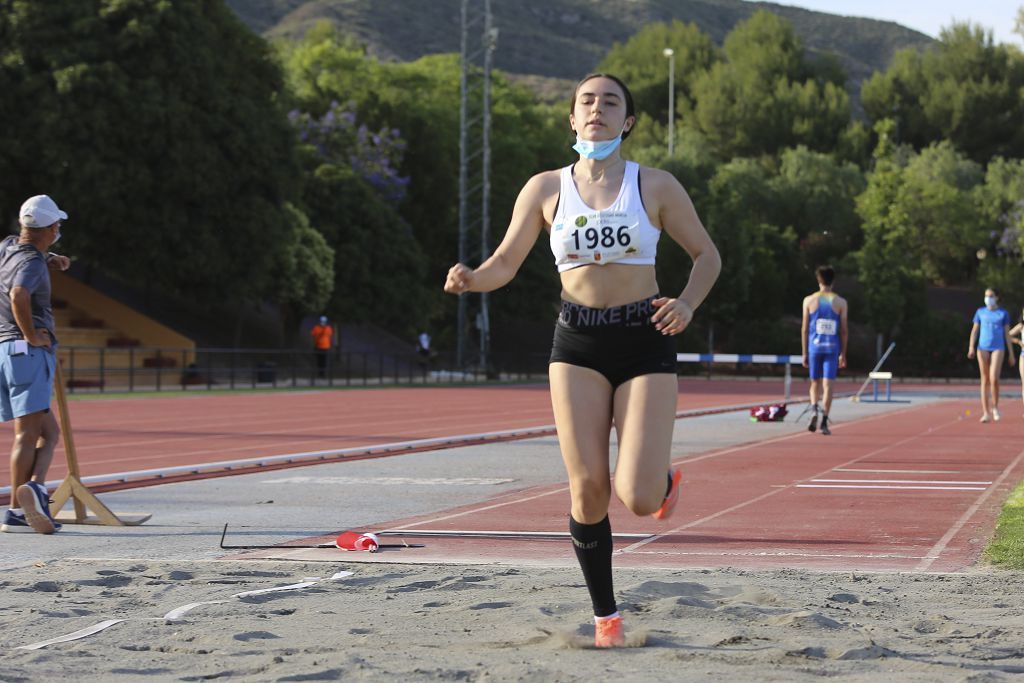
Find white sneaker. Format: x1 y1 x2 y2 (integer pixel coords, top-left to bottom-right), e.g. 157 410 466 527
993 408 1001 422
980 414 991 423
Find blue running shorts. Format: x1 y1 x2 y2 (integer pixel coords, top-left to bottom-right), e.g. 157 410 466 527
808 351 839 380
0 341 55 421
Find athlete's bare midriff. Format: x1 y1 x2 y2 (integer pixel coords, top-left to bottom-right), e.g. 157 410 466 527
559 263 659 309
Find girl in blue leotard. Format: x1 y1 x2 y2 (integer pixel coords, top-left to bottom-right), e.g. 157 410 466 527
967 288 1015 422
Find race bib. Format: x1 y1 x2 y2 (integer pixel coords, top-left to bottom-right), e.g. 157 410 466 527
815 318 837 335
560 210 640 265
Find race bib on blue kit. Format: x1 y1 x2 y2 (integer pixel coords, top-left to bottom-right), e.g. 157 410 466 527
815 319 837 335
560 210 640 265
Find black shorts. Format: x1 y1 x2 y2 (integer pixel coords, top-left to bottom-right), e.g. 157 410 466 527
549 296 677 389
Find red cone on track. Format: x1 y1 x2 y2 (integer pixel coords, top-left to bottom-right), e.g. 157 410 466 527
335 531 380 552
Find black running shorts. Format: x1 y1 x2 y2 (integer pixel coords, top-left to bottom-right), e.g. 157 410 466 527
549 296 677 389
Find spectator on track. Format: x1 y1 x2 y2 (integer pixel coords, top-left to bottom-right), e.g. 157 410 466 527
1 195 71 534
801 265 848 436
311 315 334 379
968 288 1015 422
444 73 720 647
416 331 432 367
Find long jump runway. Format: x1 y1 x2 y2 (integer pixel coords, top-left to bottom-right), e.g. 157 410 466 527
0 379 835 503
244 399 1024 573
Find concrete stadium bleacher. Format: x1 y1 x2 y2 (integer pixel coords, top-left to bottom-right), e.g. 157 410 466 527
51 270 194 388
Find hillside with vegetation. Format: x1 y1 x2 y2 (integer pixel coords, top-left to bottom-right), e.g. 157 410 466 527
224 0 933 91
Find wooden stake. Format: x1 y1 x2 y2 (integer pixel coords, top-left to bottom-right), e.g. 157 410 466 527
49 362 151 526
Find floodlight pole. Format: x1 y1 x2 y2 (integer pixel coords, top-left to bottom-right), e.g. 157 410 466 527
664 48 675 157
457 0 495 371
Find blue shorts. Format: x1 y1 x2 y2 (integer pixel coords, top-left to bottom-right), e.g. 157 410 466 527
0 342 55 421
808 351 839 380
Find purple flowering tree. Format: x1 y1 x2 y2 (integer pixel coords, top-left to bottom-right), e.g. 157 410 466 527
289 100 410 203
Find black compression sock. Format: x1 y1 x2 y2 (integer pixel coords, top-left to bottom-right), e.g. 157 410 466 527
569 514 616 617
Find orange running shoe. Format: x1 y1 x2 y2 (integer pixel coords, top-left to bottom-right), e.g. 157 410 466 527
652 467 682 521
594 615 625 648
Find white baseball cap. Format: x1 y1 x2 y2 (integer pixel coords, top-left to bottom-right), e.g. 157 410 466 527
19 195 68 228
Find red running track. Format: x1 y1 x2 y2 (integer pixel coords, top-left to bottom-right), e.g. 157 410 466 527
0 379 824 493
255 399 1024 572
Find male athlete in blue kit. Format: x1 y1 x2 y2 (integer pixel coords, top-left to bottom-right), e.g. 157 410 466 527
802 266 847 436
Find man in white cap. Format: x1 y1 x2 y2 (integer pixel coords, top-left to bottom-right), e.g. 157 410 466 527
0 195 71 534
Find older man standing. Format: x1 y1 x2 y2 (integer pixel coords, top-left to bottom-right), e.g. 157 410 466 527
0 195 71 534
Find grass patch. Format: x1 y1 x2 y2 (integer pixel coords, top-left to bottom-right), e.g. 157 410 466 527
984 480 1024 569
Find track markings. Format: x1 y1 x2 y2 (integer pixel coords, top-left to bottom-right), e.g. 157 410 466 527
835 468 963 474
797 484 987 491
261 476 517 486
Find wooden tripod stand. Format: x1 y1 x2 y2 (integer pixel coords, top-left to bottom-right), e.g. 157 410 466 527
48 362 151 525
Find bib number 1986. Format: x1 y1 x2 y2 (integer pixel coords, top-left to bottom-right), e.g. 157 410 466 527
572 225 631 250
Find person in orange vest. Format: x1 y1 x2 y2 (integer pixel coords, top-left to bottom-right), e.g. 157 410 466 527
311 315 334 378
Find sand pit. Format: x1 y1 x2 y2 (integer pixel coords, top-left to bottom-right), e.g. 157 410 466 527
3 558 1023 681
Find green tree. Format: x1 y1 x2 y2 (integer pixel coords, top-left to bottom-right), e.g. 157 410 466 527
272 203 334 341
898 141 985 284
598 20 718 135
770 146 866 274
861 22 1024 161
975 157 1024 302
855 121 919 339
702 157 777 327
690 11 851 158
281 28 567 341
301 161 427 335
0 0 311 326
854 120 987 341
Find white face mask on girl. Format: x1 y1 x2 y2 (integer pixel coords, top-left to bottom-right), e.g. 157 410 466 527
985 296 997 309
572 124 628 160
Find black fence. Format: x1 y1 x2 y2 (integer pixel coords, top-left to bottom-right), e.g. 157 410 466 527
58 346 553 393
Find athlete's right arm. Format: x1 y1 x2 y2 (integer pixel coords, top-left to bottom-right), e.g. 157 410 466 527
444 172 553 295
10 286 50 348
967 322 979 359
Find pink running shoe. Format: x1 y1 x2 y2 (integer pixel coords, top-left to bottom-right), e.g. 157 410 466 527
594 615 625 648
652 468 682 521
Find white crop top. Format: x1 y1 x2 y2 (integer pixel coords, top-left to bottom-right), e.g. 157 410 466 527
550 161 660 272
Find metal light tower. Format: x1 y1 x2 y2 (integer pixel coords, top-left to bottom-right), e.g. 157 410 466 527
663 48 675 157
457 0 497 370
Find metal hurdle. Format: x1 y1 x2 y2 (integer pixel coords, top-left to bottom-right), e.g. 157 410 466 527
676 353 802 400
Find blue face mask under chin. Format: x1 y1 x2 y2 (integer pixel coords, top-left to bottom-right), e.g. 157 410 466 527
572 125 627 160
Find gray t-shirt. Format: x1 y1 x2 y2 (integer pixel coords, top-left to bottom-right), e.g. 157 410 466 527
0 235 56 344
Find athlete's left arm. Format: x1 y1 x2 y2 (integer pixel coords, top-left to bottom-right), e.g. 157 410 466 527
1005 322 1017 367
646 168 721 334
839 297 849 369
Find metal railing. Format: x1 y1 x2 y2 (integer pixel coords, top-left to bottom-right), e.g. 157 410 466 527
58 346 551 393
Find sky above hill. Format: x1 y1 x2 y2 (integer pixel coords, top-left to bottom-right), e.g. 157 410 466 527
765 0 1021 46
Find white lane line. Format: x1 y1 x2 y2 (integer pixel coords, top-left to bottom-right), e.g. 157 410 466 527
797 484 987 491
811 478 993 485
260 476 516 486
916 447 1024 571
625 550 927 559
835 468 962 474
376 528 651 539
